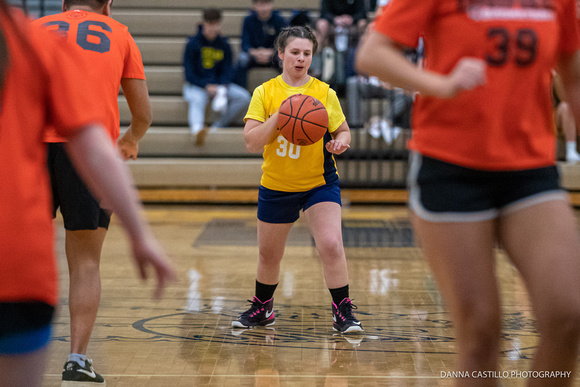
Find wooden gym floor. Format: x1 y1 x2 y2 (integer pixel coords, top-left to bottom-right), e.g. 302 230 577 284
42 203 579 386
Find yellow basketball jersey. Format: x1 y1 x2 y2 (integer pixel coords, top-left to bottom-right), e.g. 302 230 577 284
245 75 346 192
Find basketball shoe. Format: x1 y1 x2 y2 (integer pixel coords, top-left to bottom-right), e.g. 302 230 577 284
62 359 105 385
332 298 363 333
232 297 275 328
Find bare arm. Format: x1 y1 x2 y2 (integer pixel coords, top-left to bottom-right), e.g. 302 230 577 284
243 114 280 153
66 124 175 298
355 31 486 99
557 51 580 128
118 78 152 160
326 120 351 155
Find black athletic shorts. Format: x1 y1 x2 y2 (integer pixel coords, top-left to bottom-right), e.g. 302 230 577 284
0 302 54 354
408 152 567 222
47 143 111 230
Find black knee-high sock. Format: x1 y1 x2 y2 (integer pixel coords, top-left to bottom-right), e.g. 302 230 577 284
329 284 349 305
255 280 277 303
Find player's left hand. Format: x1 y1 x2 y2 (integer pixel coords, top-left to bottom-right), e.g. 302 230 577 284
325 140 350 154
130 234 176 300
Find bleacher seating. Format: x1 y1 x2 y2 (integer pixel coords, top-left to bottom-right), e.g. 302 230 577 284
112 0 324 190
8 0 417 192
115 0 315 10
11 0 580 200
7 0 61 17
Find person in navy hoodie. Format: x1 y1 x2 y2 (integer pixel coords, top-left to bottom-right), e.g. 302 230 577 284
233 0 287 89
183 8 251 145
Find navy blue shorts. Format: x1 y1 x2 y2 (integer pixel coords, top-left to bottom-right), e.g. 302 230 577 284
408 152 567 222
258 182 342 223
0 302 54 354
47 143 111 231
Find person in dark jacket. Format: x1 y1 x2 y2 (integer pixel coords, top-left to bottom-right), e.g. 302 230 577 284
316 0 367 48
233 0 287 89
183 8 251 145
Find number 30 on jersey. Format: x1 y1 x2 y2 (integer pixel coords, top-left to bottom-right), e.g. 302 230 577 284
276 136 301 159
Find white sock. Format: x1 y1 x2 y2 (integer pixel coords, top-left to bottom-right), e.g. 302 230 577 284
189 124 203 135
68 353 86 368
566 141 580 161
211 86 228 113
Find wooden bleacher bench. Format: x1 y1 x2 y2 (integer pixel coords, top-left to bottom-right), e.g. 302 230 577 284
114 10 247 38
115 0 318 11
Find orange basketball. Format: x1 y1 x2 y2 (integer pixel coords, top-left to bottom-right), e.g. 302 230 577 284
277 94 329 146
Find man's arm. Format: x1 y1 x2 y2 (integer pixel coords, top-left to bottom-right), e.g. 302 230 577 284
66 124 175 298
118 78 152 160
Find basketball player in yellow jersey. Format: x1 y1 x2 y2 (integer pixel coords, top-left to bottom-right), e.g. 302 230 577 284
232 26 362 334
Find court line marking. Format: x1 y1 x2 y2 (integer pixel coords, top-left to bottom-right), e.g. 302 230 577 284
44 374 443 379
46 374 579 379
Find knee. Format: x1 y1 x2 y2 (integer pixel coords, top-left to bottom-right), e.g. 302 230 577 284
316 236 344 260
68 258 101 275
540 301 580 341
464 314 501 344
236 52 250 68
258 250 282 267
454 303 502 357
316 19 329 35
557 101 571 117
239 90 251 104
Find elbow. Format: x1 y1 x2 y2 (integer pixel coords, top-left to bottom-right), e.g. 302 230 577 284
244 136 263 153
133 113 152 130
245 141 262 154
141 110 153 128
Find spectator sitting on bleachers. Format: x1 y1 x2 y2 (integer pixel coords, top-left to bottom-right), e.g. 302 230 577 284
316 0 367 49
183 8 251 146
233 0 287 89
314 0 368 95
346 49 414 140
346 13 418 137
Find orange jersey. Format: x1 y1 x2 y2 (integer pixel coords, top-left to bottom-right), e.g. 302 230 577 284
375 0 580 170
34 10 145 143
0 9 103 305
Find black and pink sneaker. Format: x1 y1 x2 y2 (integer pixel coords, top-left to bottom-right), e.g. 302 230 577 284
232 297 275 328
332 298 363 333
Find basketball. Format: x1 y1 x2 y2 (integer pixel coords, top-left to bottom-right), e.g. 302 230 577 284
277 94 329 146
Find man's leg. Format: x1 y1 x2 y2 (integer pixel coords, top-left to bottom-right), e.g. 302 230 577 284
65 228 107 356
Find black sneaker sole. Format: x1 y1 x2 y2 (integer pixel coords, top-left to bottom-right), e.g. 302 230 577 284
232 319 275 328
333 324 364 333
62 380 106 386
